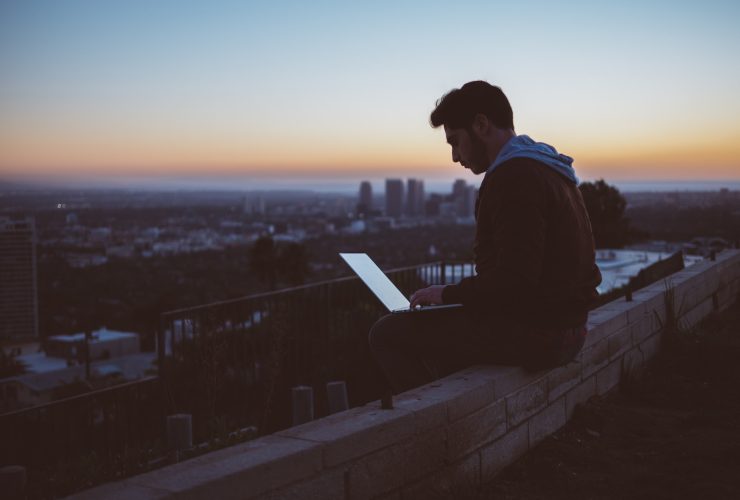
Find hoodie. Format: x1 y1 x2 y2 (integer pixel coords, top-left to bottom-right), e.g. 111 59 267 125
442 138 601 330
487 135 579 184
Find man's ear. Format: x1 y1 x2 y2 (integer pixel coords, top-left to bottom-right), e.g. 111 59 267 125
471 113 489 137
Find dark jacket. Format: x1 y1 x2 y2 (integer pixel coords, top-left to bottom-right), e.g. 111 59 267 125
442 157 602 329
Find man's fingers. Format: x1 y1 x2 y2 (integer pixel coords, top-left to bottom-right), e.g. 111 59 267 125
410 289 427 308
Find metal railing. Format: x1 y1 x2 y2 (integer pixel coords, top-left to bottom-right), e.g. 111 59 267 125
0 260 475 497
158 260 475 436
0 377 165 498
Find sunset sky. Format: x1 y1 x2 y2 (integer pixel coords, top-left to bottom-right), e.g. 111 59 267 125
1 0 739 187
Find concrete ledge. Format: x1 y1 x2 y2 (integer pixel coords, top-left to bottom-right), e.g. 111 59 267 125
70 250 740 500
72 434 323 500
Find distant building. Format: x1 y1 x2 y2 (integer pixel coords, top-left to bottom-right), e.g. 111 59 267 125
406 179 425 216
43 328 140 364
438 201 458 218
1 328 146 411
425 193 444 217
65 252 108 268
685 237 731 257
88 227 112 244
357 181 373 215
343 220 367 234
464 185 478 218
65 212 79 225
244 194 266 215
0 216 38 341
452 179 473 217
372 217 395 230
2 351 154 411
451 179 468 217
452 179 467 199
385 179 404 217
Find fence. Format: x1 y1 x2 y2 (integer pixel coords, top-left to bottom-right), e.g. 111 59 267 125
158 261 476 437
2 252 692 497
5 250 692 496
0 261 474 497
0 377 165 498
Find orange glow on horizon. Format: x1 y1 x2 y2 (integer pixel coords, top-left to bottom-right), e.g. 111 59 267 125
1 127 738 181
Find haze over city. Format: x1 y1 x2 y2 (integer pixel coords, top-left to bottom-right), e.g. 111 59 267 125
1 0 739 189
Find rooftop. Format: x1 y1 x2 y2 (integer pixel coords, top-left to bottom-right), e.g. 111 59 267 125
596 249 702 294
5 352 156 393
47 327 138 344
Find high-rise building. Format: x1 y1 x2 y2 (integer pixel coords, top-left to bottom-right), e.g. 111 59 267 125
425 193 443 217
357 181 373 215
452 179 469 216
406 179 425 216
452 179 467 199
0 216 38 341
385 179 404 217
465 185 478 218
243 194 266 215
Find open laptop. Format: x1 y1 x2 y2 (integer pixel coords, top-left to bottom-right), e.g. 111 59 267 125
339 253 463 313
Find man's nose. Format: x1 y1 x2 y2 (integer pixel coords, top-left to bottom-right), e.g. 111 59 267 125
451 148 460 163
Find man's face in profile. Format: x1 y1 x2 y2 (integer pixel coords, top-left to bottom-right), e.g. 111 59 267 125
443 125 489 175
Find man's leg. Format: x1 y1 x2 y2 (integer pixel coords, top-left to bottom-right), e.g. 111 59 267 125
368 312 435 394
368 307 519 394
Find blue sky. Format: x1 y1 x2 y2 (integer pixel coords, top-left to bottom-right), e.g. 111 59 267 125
1 0 739 186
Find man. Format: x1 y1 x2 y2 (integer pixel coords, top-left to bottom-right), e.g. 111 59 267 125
369 81 602 394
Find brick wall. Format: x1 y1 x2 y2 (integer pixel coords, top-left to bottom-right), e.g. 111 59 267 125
72 250 740 500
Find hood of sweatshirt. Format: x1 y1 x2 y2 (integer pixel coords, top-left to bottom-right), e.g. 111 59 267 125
487 135 579 184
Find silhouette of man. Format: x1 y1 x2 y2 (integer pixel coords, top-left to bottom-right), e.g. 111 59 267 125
369 81 602 394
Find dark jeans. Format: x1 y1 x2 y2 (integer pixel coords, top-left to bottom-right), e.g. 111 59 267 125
368 306 585 394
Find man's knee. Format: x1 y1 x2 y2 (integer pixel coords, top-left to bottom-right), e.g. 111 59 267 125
368 314 396 353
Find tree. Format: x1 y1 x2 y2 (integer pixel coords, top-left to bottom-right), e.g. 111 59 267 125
0 348 25 378
579 179 630 248
249 236 278 288
278 242 310 285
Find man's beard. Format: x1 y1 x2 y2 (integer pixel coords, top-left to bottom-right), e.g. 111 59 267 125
468 132 490 174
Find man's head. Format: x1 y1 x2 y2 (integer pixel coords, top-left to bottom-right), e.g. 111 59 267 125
430 81 515 174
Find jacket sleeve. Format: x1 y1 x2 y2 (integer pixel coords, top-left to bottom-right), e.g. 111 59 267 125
442 164 547 312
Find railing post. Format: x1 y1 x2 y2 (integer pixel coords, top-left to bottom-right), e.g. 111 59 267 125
381 391 393 410
440 261 447 285
292 386 314 425
0 466 26 500
326 381 349 414
166 414 193 455
157 315 166 378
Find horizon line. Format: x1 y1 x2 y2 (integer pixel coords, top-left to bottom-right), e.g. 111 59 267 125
3 177 740 195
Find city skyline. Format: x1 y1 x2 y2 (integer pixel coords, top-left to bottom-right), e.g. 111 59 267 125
1 1 739 183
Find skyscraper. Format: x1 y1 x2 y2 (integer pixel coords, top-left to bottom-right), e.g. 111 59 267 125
243 194 266 216
452 179 467 200
385 179 404 217
357 181 373 215
464 185 478 218
0 216 38 341
452 179 469 216
406 179 425 216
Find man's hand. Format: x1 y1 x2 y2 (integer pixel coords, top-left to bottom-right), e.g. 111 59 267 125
410 285 446 308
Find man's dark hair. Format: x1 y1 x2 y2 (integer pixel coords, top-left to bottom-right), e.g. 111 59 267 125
430 80 514 131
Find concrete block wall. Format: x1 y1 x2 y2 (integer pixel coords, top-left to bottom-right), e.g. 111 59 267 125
71 250 740 500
